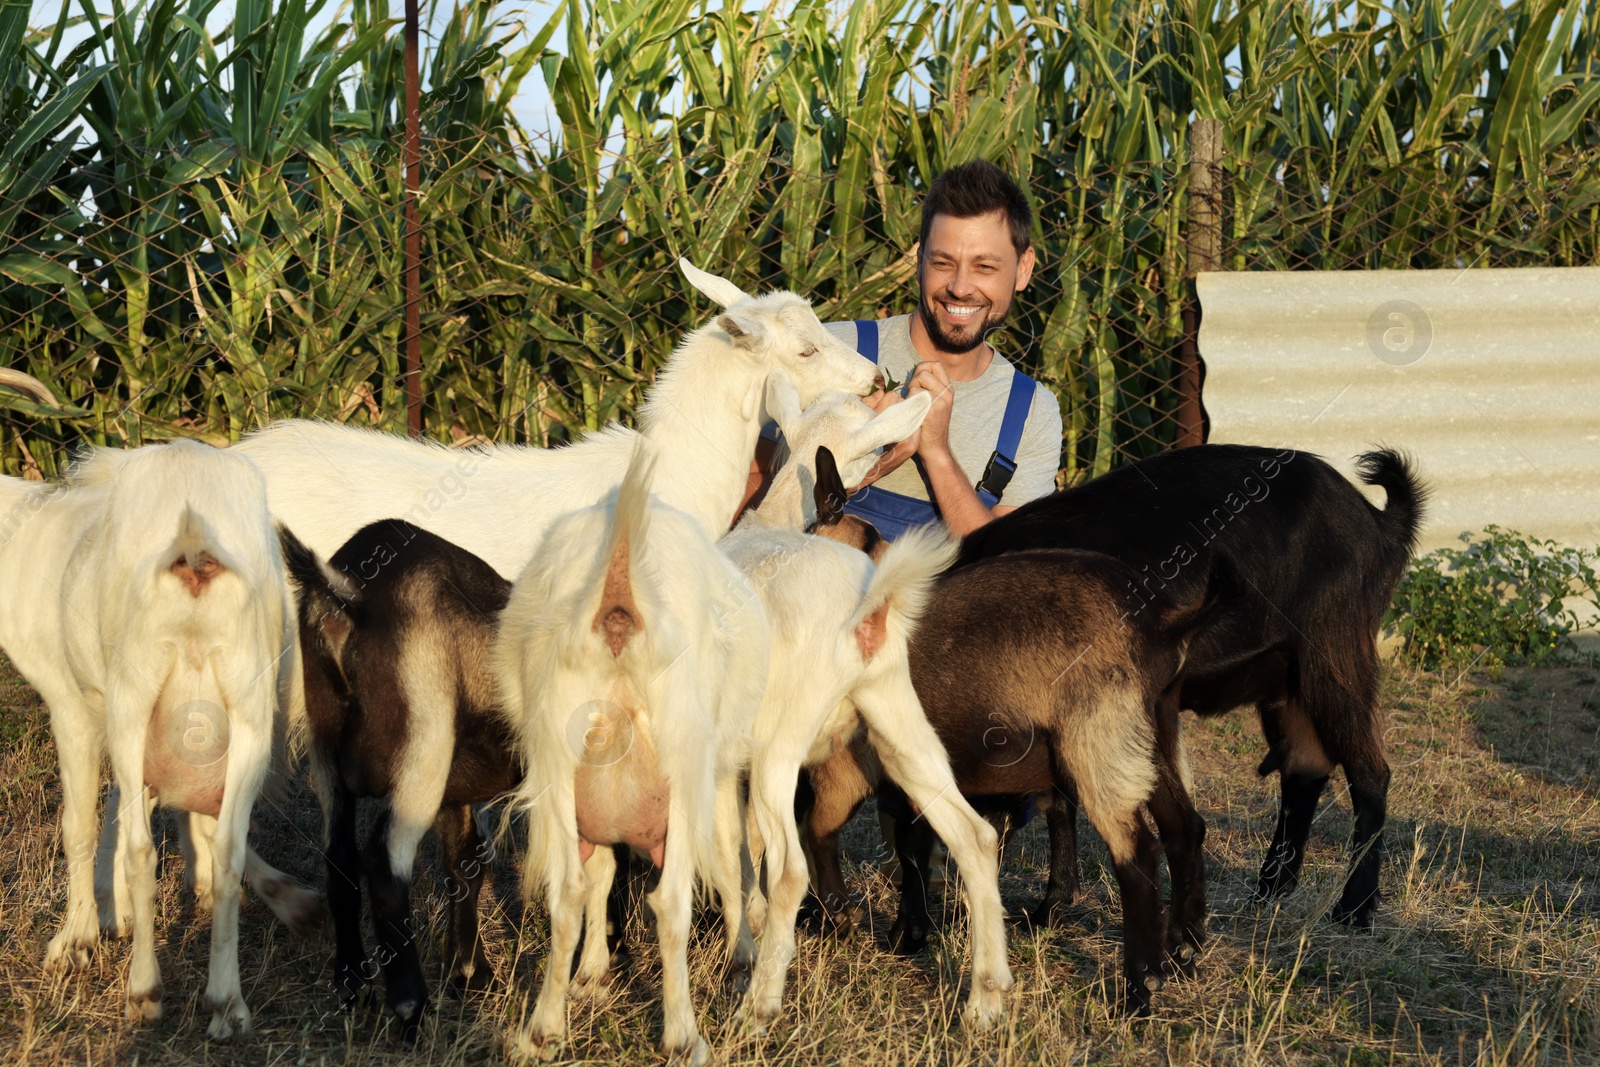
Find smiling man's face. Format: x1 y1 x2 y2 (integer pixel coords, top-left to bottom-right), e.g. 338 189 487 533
915 209 1036 356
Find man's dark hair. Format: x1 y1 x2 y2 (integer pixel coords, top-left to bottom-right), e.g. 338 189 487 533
919 159 1032 256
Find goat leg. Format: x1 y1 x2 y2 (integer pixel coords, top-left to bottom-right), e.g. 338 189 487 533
798 746 875 937
571 844 617 995
45 692 106 971
882 784 936 956
1145 770 1207 978
436 805 494 995
363 810 429 1044
1033 784 1081 928
1328 742 1390 929
1108 819 1167 1018
323 789 371 1008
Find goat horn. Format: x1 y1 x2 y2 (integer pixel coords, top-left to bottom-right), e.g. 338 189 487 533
0 368 61 409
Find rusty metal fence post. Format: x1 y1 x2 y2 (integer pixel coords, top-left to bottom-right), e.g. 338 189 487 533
1177 116 1222 447
403 0 423 437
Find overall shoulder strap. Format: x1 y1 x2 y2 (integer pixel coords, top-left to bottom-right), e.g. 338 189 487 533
976 368 1038 507
854 319 879 363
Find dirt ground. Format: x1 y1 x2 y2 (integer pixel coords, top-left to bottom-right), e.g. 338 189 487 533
0 657 1595 1066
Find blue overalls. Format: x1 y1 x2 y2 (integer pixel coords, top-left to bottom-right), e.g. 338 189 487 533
843 318 1038 540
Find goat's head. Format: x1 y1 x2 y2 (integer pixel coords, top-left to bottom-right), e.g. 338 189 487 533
805 446 890 562
766 371 933 491
679 258 878 404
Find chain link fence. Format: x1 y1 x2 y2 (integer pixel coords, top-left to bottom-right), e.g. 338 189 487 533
2 120 1596 487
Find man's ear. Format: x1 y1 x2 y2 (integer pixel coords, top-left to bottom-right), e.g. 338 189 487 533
717 312 768 351
1014 244 1036 291
765 371 803 440
849 392 932 455
679 257 752 309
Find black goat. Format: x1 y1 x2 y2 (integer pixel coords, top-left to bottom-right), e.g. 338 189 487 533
283 520 624 1040
807 444 1421 933
950 445 1424 927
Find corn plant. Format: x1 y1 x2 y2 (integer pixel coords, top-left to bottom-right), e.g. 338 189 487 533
1 0 1597 481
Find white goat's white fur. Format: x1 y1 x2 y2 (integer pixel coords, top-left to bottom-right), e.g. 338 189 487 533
758 375 932 528
720 433 1013 1028
234 261 879 576
495 438 769 1063
0 440 296 1039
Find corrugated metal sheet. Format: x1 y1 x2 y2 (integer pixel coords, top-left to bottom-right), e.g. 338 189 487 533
1197 266 1600 553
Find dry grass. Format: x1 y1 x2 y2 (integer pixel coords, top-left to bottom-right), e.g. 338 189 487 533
0 657 1595 1066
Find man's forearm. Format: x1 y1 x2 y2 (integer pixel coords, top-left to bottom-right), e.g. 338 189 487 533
919 446 995 537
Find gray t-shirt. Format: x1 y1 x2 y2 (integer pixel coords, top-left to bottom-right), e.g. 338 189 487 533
823 315 1063 508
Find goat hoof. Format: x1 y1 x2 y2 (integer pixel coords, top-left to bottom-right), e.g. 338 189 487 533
886 918 929 956
831 904 867 939
333 961 372 1008
1027 894 1077 930
43 934 95 974
449 954 497 997
126 985 163 1022
261 878 326 937
1163 951 1198 981
510 1026 564 1063
571 968 613 1001
663 1036 709 1067
1253 859 1301 902
1116 987 1154 1019
206 997 252 1040
960 990 1006 1031
1330 896 1378 930
724 958 753 998
738 1000 778 1037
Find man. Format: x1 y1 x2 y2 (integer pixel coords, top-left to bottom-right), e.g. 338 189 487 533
745 159 1065 901
745 159 1063 535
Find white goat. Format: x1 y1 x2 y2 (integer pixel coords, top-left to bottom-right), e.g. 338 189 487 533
495 439 769 1065
234 260 879 573
718 376 1013 1029
0 439 295 1039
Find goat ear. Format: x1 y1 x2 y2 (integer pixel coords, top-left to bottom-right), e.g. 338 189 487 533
765 371 803 440
850 391 932 455
717 312 768 351
813 446 848 527
679 257 751 309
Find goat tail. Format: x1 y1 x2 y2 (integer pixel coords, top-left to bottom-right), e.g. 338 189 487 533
612 436 657 558
590 438 656 655
1355 449 1427 572
851 523 959 642
278 523 362 615
1160 551 1241 647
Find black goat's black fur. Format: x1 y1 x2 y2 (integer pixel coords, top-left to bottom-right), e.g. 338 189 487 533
955 444 1426 926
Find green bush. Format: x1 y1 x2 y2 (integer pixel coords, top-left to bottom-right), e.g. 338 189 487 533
1387 526 1600 670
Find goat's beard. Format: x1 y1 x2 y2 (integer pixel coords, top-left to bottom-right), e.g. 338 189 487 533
915 280 1012 356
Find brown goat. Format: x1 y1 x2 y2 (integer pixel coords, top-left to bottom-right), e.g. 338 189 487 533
802 448 1217 1014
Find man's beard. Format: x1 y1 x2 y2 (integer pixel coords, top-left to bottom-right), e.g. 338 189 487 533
916 287 1010 355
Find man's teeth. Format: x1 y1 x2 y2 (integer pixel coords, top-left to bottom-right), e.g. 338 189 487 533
945 304 981 318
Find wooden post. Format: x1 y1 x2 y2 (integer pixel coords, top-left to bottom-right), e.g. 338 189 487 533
403 0 423 438
1177 116 1222 447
